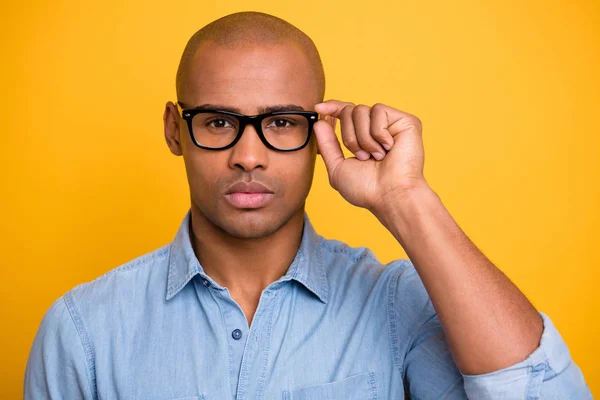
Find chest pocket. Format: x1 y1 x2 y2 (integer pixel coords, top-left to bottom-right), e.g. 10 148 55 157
283 372 377 400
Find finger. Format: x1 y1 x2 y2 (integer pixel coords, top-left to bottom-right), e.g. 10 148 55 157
323 115 337 132
313 120 345 178
370 103 395 150
315 99 355 119
315 116 337 155
352 105 386 160
316 100 369 159
370 103 423 138
338 104 367 160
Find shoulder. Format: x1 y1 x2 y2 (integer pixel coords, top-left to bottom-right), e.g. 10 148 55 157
73 244 169 291
25 294 96 397
60 244 171 320
319 236 420 301
32 295 78 343
319 236 433 319
319 236 414 282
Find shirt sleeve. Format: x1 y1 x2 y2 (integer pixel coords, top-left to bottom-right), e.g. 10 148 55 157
24 295 94 400
403 313 468 398
462 311 593 399
395 260 592 399
393 260 468 398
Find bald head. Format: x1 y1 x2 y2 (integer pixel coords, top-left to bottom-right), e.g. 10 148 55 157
175 12 325 102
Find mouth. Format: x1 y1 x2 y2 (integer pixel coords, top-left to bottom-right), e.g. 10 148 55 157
225 181 275 209
225 192 275 209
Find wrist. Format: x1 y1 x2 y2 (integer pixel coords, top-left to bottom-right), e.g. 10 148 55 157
370 182 439 242
370 179 433 217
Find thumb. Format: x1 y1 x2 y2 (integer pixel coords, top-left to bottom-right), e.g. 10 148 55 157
313 119 345 178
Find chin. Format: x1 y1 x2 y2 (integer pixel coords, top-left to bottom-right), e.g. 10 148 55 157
193 194 306 240
210 207 292 239
224 212 281 239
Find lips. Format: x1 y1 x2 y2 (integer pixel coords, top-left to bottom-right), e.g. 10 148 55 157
226 181 273 195
225 181 274 209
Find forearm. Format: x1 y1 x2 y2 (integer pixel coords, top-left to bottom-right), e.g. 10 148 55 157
373 184 543 375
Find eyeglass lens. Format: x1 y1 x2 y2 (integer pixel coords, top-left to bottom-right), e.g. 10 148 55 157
190 112 310 150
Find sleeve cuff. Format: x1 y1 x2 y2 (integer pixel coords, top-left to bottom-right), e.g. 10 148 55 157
461 311 573 399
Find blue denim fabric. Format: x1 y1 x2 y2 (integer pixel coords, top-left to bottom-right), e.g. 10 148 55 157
25 209 592 399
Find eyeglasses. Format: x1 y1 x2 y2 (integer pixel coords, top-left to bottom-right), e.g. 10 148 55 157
176 102 318 151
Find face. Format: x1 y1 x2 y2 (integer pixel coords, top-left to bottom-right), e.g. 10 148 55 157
164 41 320 239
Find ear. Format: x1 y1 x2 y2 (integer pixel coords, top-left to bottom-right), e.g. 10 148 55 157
164 101 183 156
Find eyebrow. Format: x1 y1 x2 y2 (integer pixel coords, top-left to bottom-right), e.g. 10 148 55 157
181 103 306 114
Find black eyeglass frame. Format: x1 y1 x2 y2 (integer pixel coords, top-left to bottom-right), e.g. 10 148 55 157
176 102 319 152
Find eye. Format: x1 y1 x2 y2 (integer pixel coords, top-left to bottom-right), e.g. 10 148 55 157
207 118 234 129
266 118 296 129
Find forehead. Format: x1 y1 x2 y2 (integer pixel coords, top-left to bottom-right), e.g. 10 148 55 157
181 41 319 113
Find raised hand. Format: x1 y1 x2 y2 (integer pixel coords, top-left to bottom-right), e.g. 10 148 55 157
313 100 428 214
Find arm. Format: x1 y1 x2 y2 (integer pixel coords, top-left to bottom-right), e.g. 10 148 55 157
25 296 93 400
375 184 542 374
313 99 592 395
395 259 592 399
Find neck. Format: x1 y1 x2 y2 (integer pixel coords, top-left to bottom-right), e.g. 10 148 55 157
189 205 305 294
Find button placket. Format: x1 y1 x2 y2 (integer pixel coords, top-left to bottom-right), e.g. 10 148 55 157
207 285 249 399
235 289 280 400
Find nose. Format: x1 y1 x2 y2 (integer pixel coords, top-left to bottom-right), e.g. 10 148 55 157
228 123 269 172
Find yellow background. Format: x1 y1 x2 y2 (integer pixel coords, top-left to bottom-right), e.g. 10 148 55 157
1 0 598 397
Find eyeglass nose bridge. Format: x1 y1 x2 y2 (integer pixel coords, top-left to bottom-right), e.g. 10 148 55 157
231 114 273 149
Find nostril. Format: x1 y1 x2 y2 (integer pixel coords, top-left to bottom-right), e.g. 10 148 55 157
234 163 264 171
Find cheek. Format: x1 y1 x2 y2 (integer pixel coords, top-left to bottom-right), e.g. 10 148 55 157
183 153 224 196
276 153 316 197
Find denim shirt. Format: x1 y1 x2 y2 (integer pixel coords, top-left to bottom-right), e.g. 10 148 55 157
25 209 592 399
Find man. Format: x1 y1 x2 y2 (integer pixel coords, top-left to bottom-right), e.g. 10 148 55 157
25 11 591 399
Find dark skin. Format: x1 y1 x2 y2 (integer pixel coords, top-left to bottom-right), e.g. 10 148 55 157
164 38 542 375
163 41 319 325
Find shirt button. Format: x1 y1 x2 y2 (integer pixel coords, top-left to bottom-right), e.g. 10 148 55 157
202 279 209 287
231 329 242 340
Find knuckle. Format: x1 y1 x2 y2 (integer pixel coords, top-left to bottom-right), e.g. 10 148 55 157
372 103 386 112
413 119 423 132
352 104 369 117
341 104 355 117
342 135 357 148
409 115 422 127
371 129 388 140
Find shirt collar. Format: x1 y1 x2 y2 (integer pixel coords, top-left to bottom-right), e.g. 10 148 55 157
166 209 328 303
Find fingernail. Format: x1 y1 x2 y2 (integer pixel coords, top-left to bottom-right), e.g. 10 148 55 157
355 150 370 160
383 143 392 151
373 152 384 160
